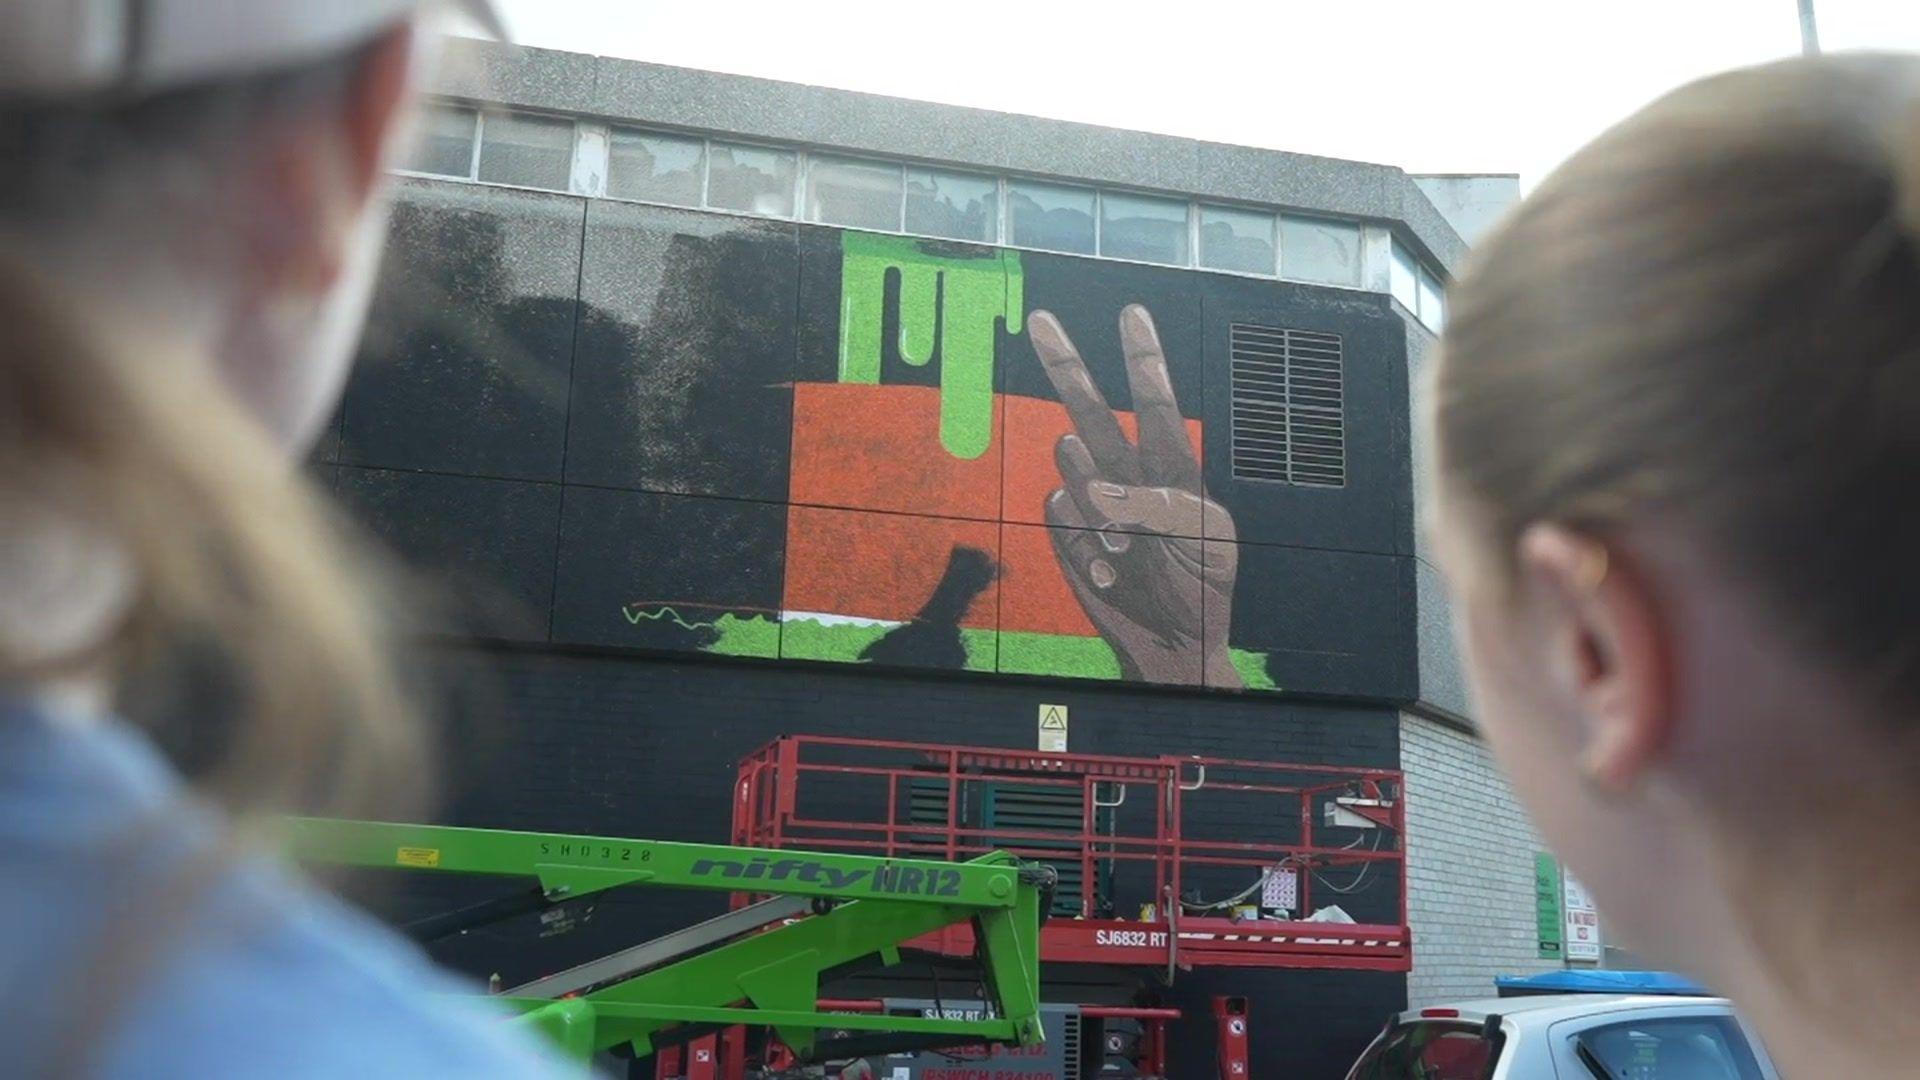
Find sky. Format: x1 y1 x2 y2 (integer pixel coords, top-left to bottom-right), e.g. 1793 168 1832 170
477 1 1918 190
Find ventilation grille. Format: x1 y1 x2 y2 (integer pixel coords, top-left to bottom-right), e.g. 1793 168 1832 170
985 784 1087 918
1229 324 1346 487
1059 1010 1080 1075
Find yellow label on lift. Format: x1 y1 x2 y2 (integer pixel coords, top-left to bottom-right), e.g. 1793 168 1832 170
396 846 441 868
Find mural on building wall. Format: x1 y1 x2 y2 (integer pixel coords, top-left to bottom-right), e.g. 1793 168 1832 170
765 230 1267 688
344 186 1415 698
589 225 1330 690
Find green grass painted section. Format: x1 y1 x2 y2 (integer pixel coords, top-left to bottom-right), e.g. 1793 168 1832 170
778 618 885 663
778 617 997 673
622 606 1277 689
836 233 1022 461
997 631 1124 680
960 629 998 671
706 614 781 658
1231 649 1280 691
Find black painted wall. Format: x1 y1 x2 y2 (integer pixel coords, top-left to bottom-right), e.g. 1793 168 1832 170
380 648 1407 1079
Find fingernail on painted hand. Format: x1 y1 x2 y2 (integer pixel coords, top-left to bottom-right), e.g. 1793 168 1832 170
1089 559 1118 589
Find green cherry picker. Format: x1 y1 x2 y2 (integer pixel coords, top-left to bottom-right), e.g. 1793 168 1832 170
285 818 1053 1073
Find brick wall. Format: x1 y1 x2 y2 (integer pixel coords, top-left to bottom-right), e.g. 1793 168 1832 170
1398 712 1560 1006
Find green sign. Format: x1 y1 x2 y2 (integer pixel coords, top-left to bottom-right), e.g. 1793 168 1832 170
1535 852 1565 959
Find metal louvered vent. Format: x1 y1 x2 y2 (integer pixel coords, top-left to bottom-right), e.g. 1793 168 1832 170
1229 324 1346 487
1059 1010 1081 1075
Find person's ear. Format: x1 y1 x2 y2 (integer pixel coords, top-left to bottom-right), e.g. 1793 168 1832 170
239 26 414 296
337 25 416 212
1516 523 1676 793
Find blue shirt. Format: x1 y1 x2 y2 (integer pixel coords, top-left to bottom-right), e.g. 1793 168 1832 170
0 696 575 1078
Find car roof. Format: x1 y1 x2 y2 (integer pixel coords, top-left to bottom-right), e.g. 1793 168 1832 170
1400 993 1734 1026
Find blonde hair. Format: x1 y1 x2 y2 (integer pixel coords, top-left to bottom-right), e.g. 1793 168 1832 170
0 41 424 822
1434 53 1920 710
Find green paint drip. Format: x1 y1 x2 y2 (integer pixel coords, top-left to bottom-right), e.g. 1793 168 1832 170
896 264 939 366
836 232 1023 460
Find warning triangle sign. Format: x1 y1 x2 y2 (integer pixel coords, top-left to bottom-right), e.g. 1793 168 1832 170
1039 706 1067 730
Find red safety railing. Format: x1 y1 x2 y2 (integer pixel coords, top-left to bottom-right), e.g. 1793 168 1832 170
731 735 1411 972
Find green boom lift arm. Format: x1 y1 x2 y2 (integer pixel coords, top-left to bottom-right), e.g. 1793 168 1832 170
285 818 1052 1064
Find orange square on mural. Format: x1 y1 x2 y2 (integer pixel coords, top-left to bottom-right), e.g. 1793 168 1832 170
998 523 1098 638
783 384 1204 639
788 382 1002 522
782 504 999 627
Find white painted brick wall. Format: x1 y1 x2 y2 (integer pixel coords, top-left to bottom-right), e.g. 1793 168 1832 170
1400 712 1562 1006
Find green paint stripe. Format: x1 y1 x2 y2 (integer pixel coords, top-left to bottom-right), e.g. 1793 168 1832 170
1001 249 1024 338
778 619 997 673
622 608 1276 690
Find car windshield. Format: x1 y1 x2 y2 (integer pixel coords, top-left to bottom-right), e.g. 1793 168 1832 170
1349 1021 1501 1080
1575 1015 1767 1080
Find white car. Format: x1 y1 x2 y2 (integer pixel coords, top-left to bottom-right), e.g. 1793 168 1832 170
1343 993 1780 1079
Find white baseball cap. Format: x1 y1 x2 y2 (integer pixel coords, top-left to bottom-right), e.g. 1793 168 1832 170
0 0 504 99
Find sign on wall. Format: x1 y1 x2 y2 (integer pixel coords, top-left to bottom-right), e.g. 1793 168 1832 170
1038 704 1069 752
1563 872 1603 962
1534 852 1564 959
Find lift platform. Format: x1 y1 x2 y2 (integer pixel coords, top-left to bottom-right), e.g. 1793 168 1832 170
285 818 1052 1068
732 736 1411 977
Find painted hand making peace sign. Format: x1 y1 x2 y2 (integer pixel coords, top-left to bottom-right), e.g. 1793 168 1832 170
1028 304 1242 688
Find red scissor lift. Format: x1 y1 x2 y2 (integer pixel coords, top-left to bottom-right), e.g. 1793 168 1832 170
727 735 1410 1076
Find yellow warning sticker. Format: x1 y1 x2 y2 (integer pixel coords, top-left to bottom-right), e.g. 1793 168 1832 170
396 846 441 868
1038 704 1068 752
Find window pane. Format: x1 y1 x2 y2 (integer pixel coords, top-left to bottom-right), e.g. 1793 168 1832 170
1418 266 1447 330
1007 180 1095 254
1282 215 1362 287
403 103 476 177
1577 1016 1766 1079
806 155 903 231
476 111 574 191
1100 191 1189 265
1415 1031 1494 1080
1199 204 1276 275
904 168 997 242
1352 1023 1503 1080
1390 241 1420 311
707 142 797 217
608 129 704 206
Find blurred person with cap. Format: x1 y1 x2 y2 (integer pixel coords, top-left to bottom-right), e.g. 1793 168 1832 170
0 1 574 1075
